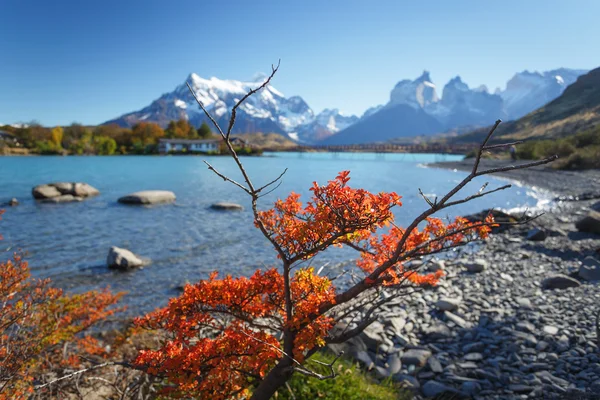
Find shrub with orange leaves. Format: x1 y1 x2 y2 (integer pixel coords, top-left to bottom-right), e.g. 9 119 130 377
0 210 123 399
134 171 496 400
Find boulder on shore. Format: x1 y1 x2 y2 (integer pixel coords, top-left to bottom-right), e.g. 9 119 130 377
32 182 100 201
107 246 144 269
541 274 581 290
210 202 243 211
578 256 600 281
575 211 600 235
118 191 176 205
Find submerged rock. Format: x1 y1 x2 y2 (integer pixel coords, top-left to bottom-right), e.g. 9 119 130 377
41 194 83 203
107 246 144 269
118 190 176 205
7 198 18 206
210 202 243 211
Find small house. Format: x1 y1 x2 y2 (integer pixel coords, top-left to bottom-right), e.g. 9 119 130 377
0 130 20 146
158 138 220 154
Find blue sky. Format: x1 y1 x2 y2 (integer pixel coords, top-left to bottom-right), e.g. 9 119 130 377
1 0 598 126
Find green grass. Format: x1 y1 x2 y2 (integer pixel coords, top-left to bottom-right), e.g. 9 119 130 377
514 125 600 170
273 352 412 400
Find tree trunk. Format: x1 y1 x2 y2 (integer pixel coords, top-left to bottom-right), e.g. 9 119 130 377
250 358 294 400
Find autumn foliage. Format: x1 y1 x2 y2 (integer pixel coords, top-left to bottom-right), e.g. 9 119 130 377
133 171 494 399
0 211 122 399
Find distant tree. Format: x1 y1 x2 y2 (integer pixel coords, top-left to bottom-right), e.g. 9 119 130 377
198 121 213 139
50 126 63 148
94 136 117 155
17 122 50 148
165 119 198 139
131 122 164 146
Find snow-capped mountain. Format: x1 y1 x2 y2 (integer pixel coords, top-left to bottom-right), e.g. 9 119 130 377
105 67 588 145
500 68 588 119
295 109 359 142
330 68 587 144
427 76 507 128
105 73 356 142
389 71 439 109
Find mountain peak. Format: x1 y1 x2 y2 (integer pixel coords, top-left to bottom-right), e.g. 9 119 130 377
417 70 432 82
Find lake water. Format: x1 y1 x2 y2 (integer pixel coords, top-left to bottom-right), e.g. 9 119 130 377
0 153 551 316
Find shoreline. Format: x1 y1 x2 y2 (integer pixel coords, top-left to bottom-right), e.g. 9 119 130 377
333 160 600 398
427 158 600 199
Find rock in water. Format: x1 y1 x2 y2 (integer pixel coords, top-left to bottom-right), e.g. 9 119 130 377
578 256 600 281
107 246 144 269
576 211 600 234
8 198 18 206
32 185 62 199
210 202 243 211
41 195 83 203
32 182 100 200
118 191 176 205
541 274 581 290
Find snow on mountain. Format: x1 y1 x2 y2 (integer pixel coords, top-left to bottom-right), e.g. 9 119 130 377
389 71 439 109
104 73 360 143
295 109 359 142
427 76 506 128
499 68 588 119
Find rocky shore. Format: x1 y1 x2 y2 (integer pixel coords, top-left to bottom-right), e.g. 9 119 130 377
329 161 600 399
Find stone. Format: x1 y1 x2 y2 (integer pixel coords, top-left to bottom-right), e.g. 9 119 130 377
461 381 482 396
421 380 456 398
118 190 176 205
386 354 402 375
388 316 406 335
464 352 483 361
508 384 534 393
513 331 537 345
444 311 470 328
32 184 62 199
435 297 461 311
428 259 445 272
107 246 144 269
393 374 420 390
423 322 451 339
541 274 581 290
543 325 559 335
516 321 536 333
72 183 100 197
41 194 83 203
464 259 487 273
527 228 547 241
516 297 532 308
210 202 244 211
32 182 100 200
401 349 431 367
8 198 18 206
360 321 385 351
576 211 600 234
427 356 443 373
578 256 600 281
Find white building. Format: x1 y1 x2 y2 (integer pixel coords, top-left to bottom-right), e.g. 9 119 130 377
158 138 220 154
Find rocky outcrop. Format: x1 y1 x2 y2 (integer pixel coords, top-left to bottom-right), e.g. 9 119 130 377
107 246 145 270
118 191 176 205
32 182 100 202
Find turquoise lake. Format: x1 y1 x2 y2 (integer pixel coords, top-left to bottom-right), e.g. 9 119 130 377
0 153 551 316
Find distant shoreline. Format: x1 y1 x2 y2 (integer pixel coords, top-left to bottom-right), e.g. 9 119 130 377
428 158 600 198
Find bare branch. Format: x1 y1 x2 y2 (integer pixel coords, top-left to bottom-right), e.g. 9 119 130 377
256 168 288 194
185 82 226 139
226 60 281 139
475 155 559 176
483 140 523 150
203 160 250 194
